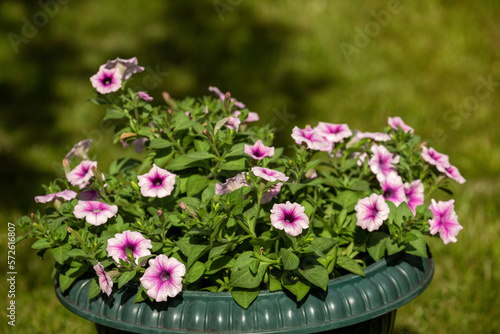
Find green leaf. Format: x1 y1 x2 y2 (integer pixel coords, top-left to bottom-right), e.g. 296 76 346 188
186 244 210 269
186 175 209 197
386 238 405 255
88 278 101 300
166 152 216 171
333 190 360 210
109 158 142 175
231 288 259 309
249 258 260 275
311 237 339 254
367 232 389 262
229 251 268 289
220 158 246 171
50 244 72 264
65 248 89 259
31 238 51 250
206 255 235 275
133 287 149 304
225 143 246 158
58 272 77 293
103 108 125 120
185 261 206 284
405 230 428 258
299 262 329 291
172 111 195 131
281 248 300 271
282 273 311 301
336 255 365 276
118 270 136 289
148 138 173 149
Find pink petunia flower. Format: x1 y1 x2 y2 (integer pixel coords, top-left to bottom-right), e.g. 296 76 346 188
270 201 309 236
388 116 414 134
106 230 153 264
314 122 352 143
291 126 332 151
137 164 177 198
215 173 249 196
90 67 122 94
225 117 241 131
350 131 392 144
421 147 450 172
244 140 275 160
66 160 98 189
35 189 77 203
101 57 145 80
78 189 100 201
261 182 283 204
93 262 113 296
380 172 406 206
355 193 390 232
73 200 118 226
355 152 368 167
369 145 399 177
428 199 463 244
443 165 466 184
233 110 260 123
404 180 424 215
208 86 246 109
140 255 186 302
251 167 289 182
138 91 153 101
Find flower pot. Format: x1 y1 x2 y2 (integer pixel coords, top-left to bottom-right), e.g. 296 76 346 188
55 251 433 334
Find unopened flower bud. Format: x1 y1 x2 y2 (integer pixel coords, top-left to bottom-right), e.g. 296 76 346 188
162 92 176 108
202 129 213 143
224 92 231 111
131 181 140 192
67 227 84 243
179 202 199 221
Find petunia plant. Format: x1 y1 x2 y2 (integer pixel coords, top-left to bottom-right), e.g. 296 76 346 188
16 58 466 309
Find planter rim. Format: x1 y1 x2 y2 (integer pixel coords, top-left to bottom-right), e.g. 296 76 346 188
55 252 434 333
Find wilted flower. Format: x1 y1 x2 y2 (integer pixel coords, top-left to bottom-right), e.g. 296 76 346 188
215 173 249 196
140 255 186 302
73 200 118 226
270 201 309 236
261 182 282 204
64 139 92 162
138 91 153 101
208 86 246 109
233 110 259 123
106 230 152 264
225 116 241 131
101 57 144 80
137 164 177 198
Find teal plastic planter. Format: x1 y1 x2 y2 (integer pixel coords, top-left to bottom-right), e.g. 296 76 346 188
55 252 434 333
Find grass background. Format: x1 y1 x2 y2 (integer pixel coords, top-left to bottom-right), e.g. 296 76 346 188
1 1 499 333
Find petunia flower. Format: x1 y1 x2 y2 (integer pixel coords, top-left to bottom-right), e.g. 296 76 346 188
404 180 424 215
137 164 177 198
314 122 352 143
90 67 122 94
428 199 463 244
388 116 414 134
78 189 100 201
106 230 153 264
291 126 332 151
138 91 153 101
233 110 260 123
261 182 283 204
355 194 390 232
369 145 399 177
208 86 246 109
270 201 309 236
101 57 144 80
244 140 275 160
225 117 241 131
93 263 113 296
64 139 92 162
251 167 289 182
380 172 406 206
73 200 118 226
215 173 249 196
35 189 77 203
356 152 368 167
421 146 450 172
66 160 98 189
351 131 392 144
443 165 466 184
140 255 186 302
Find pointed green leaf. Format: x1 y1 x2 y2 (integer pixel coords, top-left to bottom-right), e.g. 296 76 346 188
185 261 206 284
281 248 300 271
336 255 365 276
231 288 259 309
282 274 311 301
367 232 389 262
88 278 101 300
405 230 428 258
118 270 136 289
299 262 329 290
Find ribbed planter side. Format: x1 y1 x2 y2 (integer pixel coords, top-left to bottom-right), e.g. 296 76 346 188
55 252 434 334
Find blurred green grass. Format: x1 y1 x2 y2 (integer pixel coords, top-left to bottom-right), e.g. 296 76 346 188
1 1 499 333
